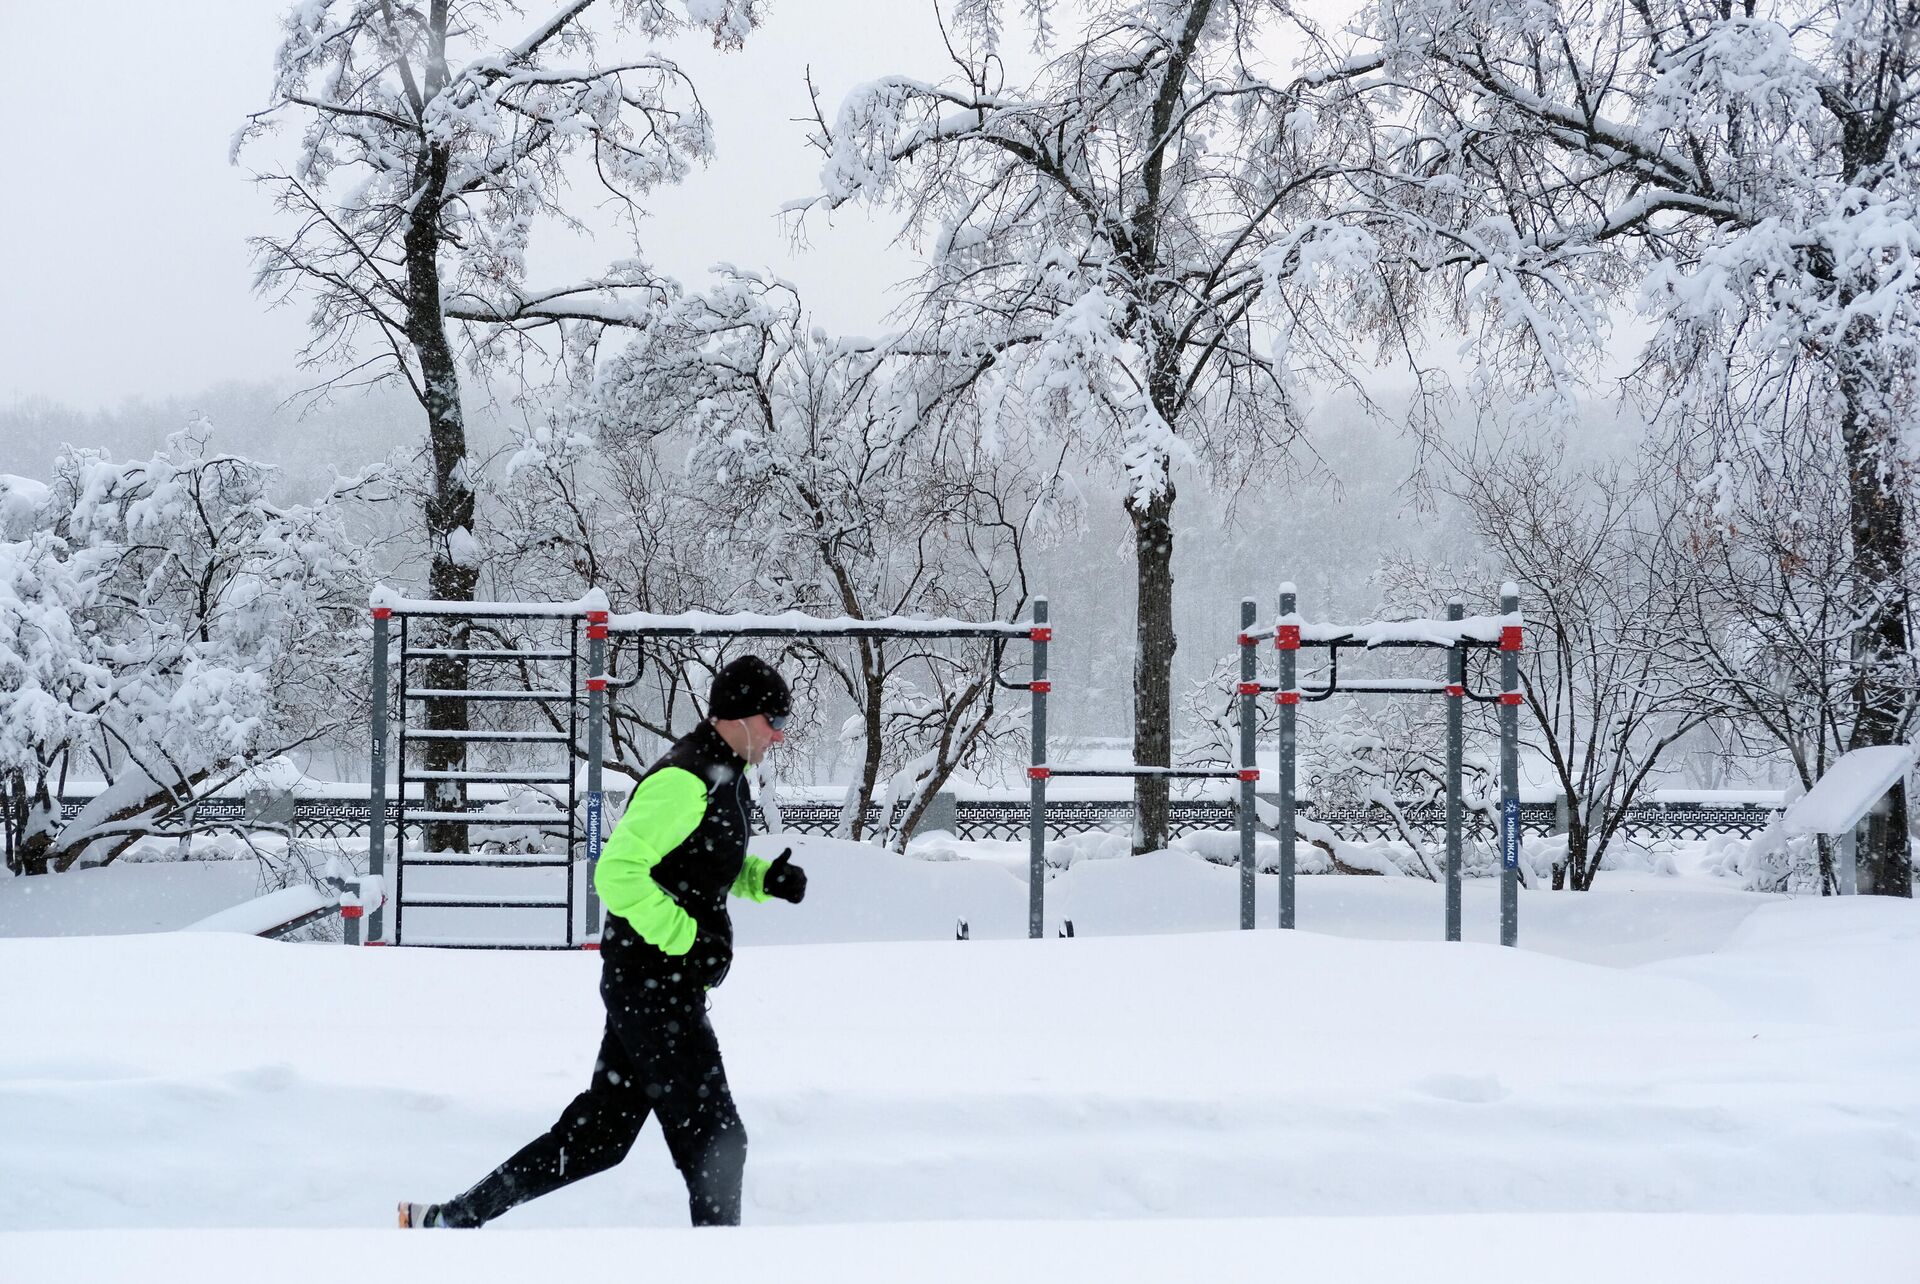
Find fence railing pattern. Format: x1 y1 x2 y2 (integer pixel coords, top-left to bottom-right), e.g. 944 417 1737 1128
56 795 1779 845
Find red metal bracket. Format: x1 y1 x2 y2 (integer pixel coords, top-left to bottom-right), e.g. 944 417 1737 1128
1030 680 1053 694
1500 625 1524 651
340 904 364 920
1445 684 1465 697
586 624 609 640
1029 626 1054 642
371 607 391 620
585 609 609 623
586 678 608 692
1237 633 1256 647
1276 624 1301 650
1276 691 1300 706
1027 766 1051 780
1237 768 1260 782
1500 692 1523 706
581 941 601 951
1236 682 1261 695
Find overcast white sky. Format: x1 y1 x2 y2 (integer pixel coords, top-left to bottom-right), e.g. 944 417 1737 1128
0 1 954 411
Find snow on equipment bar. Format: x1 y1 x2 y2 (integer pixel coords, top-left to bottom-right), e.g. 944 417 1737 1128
1243 612 1523 648
368 585 1029 638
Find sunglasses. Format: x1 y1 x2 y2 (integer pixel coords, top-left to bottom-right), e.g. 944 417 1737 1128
765 713 789 731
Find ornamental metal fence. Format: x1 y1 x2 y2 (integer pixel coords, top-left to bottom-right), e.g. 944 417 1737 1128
54 794 1779 846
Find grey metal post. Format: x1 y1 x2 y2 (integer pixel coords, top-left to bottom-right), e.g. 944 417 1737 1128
342 879 363 947
1238 598 1258 930
367 606 391 944
1277 584 1298 930
1445 599 1464 943
1499 585 1521 948
1028 598 1049 940
584 609 608 942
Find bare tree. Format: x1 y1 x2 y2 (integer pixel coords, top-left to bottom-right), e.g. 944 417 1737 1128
798 0 1396 852
1395 434 1714 890
237 0 757 846
1653 406 1918 891
1319 0 1920 892
585 270 1049 842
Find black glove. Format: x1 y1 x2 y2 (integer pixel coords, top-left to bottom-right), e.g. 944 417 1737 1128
680 922 732 988
764 847 807 904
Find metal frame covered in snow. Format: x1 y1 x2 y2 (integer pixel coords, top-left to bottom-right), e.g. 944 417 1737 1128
363 588 1044 947
1019 598 1261 936
1241 585 1526 947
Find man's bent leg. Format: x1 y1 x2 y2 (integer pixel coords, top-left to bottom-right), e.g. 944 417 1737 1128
438 1025 648 1227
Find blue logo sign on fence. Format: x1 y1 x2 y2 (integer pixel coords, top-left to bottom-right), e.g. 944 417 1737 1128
1501 797 1521 869
586 791 604 863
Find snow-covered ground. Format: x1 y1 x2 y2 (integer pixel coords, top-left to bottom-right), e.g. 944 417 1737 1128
3 838 1917 1279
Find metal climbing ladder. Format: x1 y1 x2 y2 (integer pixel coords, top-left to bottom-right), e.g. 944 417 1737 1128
367 599 600 948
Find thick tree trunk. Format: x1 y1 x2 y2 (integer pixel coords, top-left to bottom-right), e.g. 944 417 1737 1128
851 670 885 843
406 129 478 854
1129 486 1177 854
1836 332 1913 897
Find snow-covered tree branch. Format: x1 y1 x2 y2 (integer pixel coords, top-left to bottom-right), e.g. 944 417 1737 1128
1 432 369 875
1319 0 1920 892
237 0 759 846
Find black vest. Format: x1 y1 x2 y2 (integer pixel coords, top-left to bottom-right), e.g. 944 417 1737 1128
636 720 754 947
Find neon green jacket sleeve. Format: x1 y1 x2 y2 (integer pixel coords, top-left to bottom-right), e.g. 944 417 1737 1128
594 767 707 954
731 855 773 903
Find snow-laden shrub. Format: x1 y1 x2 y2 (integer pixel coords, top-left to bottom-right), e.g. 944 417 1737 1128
3 430 370 874
1045 829 1132 870
1702 824 1824 894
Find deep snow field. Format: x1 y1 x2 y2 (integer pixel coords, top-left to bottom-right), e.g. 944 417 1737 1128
3 836 1917 1281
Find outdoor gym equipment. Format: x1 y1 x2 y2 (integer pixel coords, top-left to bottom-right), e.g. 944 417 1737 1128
364 588 1037 947
1241 584 1526 946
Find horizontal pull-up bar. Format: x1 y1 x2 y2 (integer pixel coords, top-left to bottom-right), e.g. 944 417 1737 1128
370 587 1035 639
1262 582 1523 949
1028 766 1253 780
1241 614 1523 650
611 623 1029 640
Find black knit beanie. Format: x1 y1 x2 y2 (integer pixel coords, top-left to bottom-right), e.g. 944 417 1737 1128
708 655 792 720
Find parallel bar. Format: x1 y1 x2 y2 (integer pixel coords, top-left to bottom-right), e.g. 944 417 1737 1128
404 856 573 868
1278 583 1298 930
404 729 570 743
403 810 568 824
1299 681 1453 696
368 609 391 944
1238 628 1506 650
614 625 1028 640
402 689 571 702
400 940 575 950
566 618 582 948
1028 598 1048 941
1035 767 1242 779
374 597 1031 636
1238 599 1258 931
1500 586 1521 948
401 648 571 660
584 615 607 942
394 615 410 944
402 897 569 909
403 771 571 785
1445 600 1464 944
